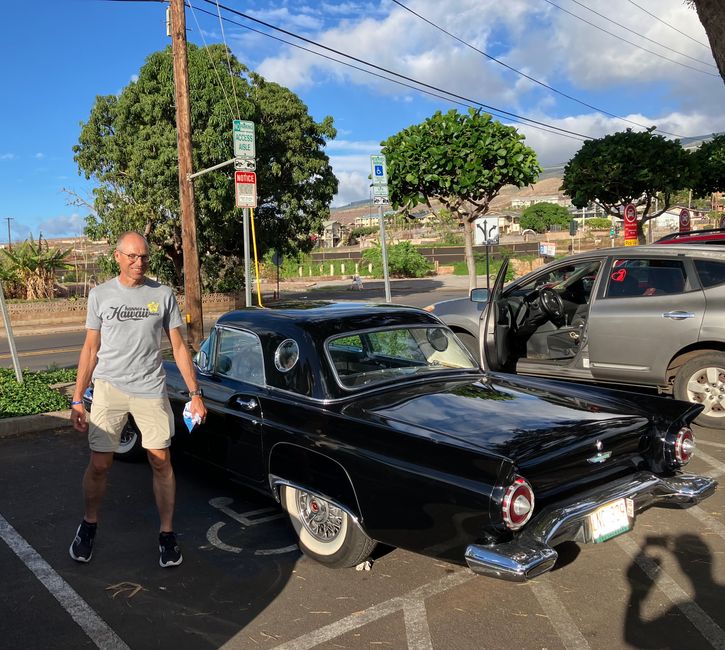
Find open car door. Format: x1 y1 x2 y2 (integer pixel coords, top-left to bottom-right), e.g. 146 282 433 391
482 258 511 371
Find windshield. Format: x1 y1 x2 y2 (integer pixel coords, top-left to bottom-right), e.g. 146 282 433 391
327 326 477 390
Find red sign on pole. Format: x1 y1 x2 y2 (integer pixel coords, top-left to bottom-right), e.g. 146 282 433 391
679 208 691 233
235 171 257 208
623 204 638 246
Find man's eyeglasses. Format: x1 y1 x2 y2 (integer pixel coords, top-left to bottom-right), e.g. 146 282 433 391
117 250 150 263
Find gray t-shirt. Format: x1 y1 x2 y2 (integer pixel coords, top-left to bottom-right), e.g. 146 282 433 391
86 277 183 396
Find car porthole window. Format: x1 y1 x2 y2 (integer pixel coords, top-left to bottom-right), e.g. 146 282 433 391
275 339 300 372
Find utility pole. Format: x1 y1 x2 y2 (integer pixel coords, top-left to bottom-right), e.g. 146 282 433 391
4 217 12 250
170 0 203 350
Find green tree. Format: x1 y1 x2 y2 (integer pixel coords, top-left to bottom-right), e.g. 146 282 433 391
1 236 72 300
561 129 692 244
519 202 572 233
692 134 725 198
71 44 338 291
381 109 541 290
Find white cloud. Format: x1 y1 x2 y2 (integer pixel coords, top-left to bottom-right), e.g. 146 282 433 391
0 153 15 160
35 153 45 160
38 213 86 237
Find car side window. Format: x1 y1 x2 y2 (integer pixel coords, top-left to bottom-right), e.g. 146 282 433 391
694 259 725 288
216 328 265 386
606 259 688 298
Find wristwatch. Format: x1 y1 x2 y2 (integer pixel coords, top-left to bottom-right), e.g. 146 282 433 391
189 389 204 398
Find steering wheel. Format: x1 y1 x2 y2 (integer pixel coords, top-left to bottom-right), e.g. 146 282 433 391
538 287 566 324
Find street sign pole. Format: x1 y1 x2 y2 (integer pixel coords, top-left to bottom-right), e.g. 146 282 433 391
378 205 392 303
0 282 22 383
243 208 252 307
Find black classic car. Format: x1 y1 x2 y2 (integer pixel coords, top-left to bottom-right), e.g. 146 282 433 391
84 302 716 581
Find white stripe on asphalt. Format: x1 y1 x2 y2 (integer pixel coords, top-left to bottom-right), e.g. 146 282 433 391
529 579 590 650
687 505 725 543
0 514 129 650
693 448 725 478
698 440 725 450
616 535 725 649
403 598 434 650
227 570 476 650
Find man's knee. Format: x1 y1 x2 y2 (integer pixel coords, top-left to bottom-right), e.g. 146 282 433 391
87 451 114 477
147 448 172 474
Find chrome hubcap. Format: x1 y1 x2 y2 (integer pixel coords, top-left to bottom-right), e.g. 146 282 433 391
296 492 343 542
686 365 725 418
118 424 138 450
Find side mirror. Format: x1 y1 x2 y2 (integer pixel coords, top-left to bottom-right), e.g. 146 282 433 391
470 288 489 303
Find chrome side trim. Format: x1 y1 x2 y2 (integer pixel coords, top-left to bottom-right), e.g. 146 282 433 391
465 471 717 582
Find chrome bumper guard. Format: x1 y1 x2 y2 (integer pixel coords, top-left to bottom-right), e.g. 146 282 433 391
465 471 717 582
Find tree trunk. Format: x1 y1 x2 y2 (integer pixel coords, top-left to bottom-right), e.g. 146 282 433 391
463 218 477 292
692 0 725 83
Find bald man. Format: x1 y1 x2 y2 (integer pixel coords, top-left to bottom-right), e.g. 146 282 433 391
69 231 206 568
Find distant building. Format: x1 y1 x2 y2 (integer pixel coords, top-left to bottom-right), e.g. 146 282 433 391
511 194 571 209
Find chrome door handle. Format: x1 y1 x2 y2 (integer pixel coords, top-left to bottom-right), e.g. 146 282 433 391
235 397 258 411
662 311 695 320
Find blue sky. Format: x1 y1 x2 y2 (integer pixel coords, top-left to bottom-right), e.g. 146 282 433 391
2 0 724 241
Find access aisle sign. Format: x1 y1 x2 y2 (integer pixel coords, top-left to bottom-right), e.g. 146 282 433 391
233 120 255 159
370 154 388 186
235 171 257 208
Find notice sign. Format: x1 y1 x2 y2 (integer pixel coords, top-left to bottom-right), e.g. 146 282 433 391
235 171 257 208
623 204 638 246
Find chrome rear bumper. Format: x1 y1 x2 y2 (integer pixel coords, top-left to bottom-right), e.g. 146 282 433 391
465 471 717 582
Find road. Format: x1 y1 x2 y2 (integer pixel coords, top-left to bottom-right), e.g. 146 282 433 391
0 424 722 649
0 279 469 371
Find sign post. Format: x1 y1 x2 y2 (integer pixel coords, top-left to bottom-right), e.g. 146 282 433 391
370 154 391 302
233 121 256 307
623 204 638 246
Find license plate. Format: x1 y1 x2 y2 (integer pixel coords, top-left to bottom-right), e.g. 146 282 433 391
589 498 632 543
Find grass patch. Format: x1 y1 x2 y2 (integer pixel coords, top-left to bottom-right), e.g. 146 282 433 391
0 367 77 419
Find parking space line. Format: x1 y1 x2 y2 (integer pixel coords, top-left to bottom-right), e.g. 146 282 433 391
529 579 590 650
616 535 725 649
694 449 725 478
227 570 476 650
402 598 433 650
687 506 725 543
0 514 129 650
699 440 725 450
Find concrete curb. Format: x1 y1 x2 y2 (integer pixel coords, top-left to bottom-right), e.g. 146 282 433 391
0 410 73 439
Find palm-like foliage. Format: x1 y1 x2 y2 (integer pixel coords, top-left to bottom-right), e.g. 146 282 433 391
1 236 72 300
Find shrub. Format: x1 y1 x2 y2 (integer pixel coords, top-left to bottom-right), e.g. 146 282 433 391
0 368 77 418
362 242 433 278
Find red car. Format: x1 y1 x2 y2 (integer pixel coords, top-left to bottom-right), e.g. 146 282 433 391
655 228 725 245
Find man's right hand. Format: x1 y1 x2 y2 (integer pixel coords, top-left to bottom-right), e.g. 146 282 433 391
71 404 88 432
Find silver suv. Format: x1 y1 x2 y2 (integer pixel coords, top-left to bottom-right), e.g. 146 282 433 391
426 244 725 428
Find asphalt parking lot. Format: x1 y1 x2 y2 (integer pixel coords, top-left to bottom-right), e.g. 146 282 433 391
1 424 723 650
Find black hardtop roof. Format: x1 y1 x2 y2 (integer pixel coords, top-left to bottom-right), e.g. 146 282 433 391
216 301 441 338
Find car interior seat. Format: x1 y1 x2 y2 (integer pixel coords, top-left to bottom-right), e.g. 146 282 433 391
608 273 640 297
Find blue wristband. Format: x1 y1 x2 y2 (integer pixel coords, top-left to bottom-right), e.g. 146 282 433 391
71 401 83 406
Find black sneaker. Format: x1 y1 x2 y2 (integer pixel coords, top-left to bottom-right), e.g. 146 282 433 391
69 521 96 563
159 531 183 567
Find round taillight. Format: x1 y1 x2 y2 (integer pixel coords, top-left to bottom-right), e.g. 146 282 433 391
502 476 535 530
674 427 695 465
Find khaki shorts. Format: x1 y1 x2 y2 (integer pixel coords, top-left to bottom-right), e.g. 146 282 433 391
88 379 175 452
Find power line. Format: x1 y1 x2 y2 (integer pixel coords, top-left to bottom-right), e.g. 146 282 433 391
565 0 715 68
203 0 595 140
541 0 719 77
625 0 710 49
190 4 585 142
390 0 682 138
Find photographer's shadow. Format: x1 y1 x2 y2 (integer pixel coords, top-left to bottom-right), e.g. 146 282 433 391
624 534 725 649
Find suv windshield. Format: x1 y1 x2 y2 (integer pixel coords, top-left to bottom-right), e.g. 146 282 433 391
328 326 476 389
